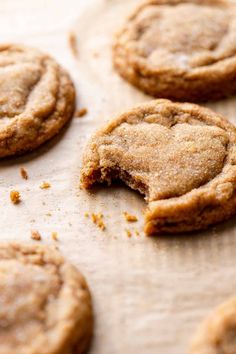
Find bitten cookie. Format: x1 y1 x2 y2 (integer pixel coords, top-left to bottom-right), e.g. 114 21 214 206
0 44 75 157
80 99 236 235
190 297 236 354
0 243 93 354
113 0 236 102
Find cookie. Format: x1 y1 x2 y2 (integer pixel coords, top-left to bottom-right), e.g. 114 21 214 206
0 44 75 157
0 243 93 354
80 99 236 234
113 0 236 102
190 297 236 354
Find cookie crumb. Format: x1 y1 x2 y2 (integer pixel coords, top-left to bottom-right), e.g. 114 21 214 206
46 212 52 217
31 230 41 241
125 229 132 238
123 212 138 222
84 212 89 218
51 232 58 241
40 182 51 189
75 108 88 118
10 190 21 204
68 31 78 57
20 167 28 180
91 213 106 231
135 230 140 236
93 51 99 58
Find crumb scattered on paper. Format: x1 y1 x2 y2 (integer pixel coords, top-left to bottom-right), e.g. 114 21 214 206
10 190 21 204
20 167 28 180
126 229 132 238
51 232 58 241
68 31 78 57
40 182 51 189
84 212 89 218
31 230 41 241
75 108 88 118
46 212 52 217
135 230 140 236
92 51 99 58
91 213 106 231
123 212 138 222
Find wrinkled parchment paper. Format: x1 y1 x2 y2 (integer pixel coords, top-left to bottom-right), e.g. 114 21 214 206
1 1 236 353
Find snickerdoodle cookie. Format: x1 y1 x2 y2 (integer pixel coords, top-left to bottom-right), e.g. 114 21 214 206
80 99 236 235
0 44 75 157
190 297 236 354
0 243 93 354
113 0 236 102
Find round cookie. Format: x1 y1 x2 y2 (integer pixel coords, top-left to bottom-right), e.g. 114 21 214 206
0 243 93 354
0 44 75 157
190 297 236 354
113 0 236 102
80 99 236 234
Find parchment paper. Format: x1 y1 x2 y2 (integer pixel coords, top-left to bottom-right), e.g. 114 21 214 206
1 1 236 353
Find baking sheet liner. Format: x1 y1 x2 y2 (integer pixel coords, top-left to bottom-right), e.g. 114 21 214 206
0 0 236 353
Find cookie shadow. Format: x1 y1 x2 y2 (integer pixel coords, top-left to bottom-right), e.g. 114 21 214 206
149 217 236 247
83 180 146 207
0 119 72 167
81 181 236 247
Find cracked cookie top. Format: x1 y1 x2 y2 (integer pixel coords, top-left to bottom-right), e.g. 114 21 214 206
0 243 92 354
120 0 235 70
0 44 75 157
81 100 235 201
113 0 236 101
81 99 236 234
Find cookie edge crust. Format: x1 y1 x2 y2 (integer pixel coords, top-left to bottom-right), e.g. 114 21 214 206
190 297 236 354
112 0 236 102
145 191 236 234
80 99 236 235
0 243 93 354
0 44 76 158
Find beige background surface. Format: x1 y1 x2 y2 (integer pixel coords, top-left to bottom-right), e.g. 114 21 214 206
1 0 236 353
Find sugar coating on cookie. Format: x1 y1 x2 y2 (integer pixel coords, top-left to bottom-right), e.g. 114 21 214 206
80 99 236 234
190 297 236 354
113 0 236 101
0 243 93 354
0 44 75 157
